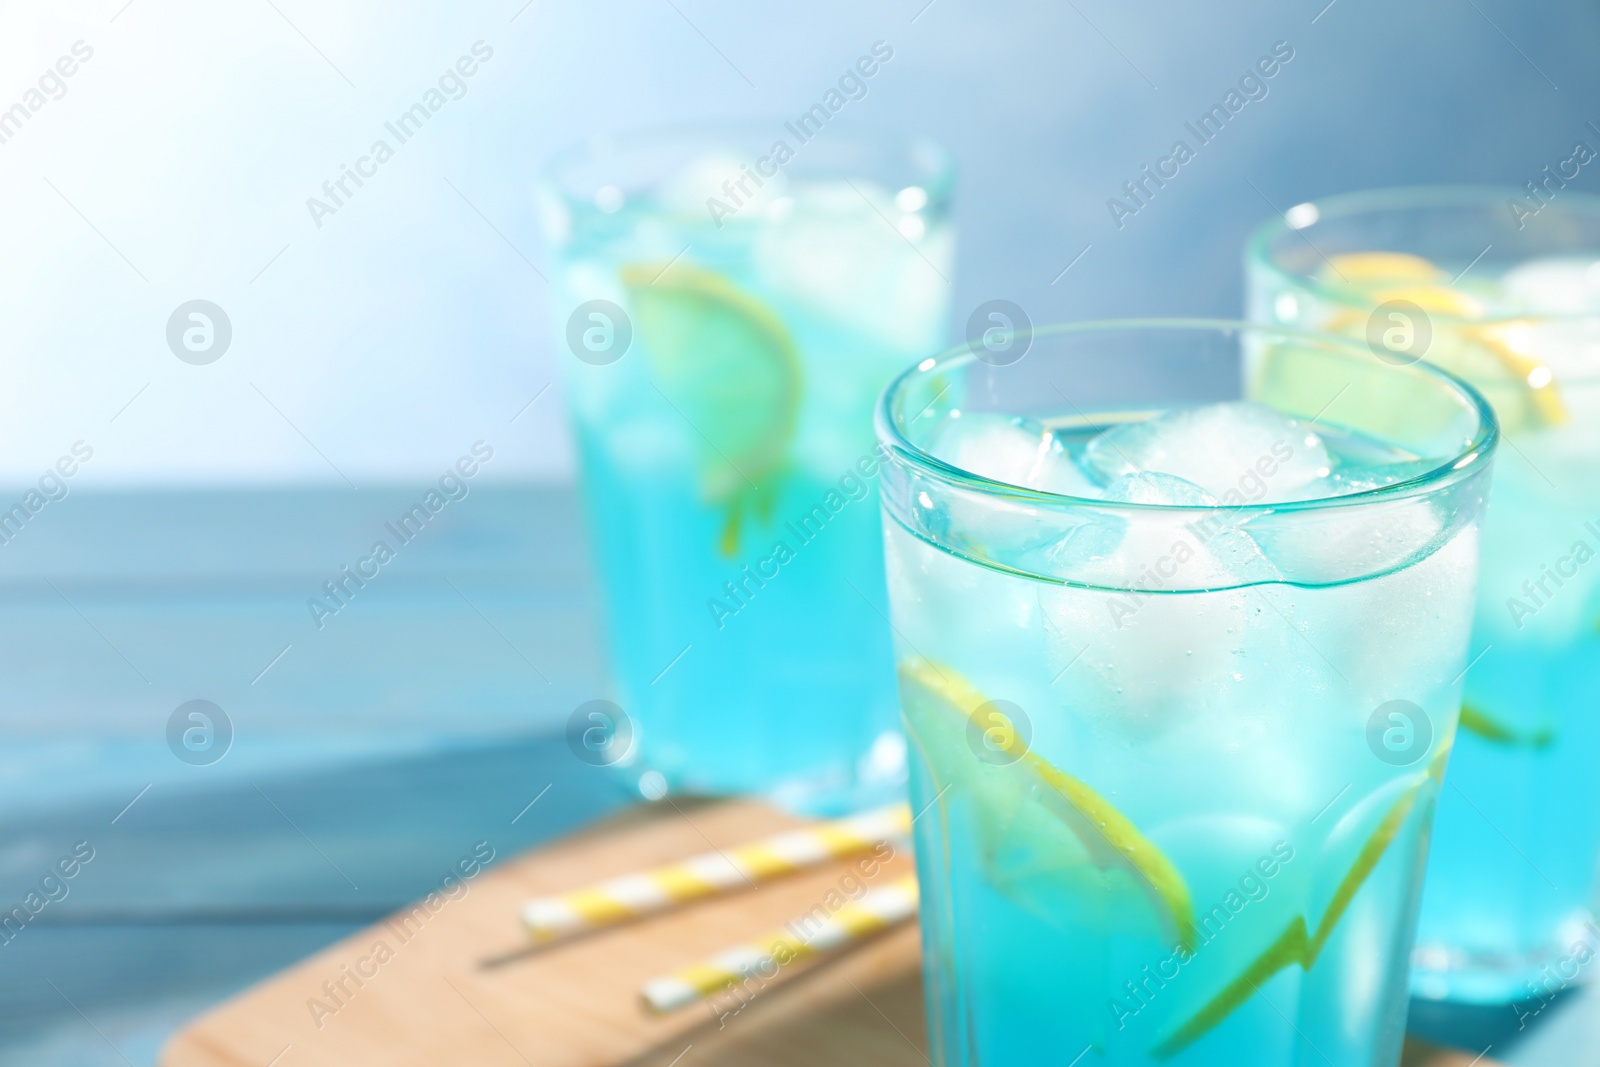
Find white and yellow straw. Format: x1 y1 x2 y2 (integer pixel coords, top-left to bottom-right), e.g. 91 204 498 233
641 874 920 1013
522 803 910 943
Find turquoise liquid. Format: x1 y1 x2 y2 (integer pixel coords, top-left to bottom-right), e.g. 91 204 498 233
1412 442 1600 1003
1249 262 1600 1002
547 181 951 811
883 418 1482 1065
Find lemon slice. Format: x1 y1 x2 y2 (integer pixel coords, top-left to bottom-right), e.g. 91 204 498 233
1316 282 1481 346
1152 743 1450 1059
1312 253 1568 430
1363 285 1565 422
1368 284 1483 318
1321 251 1442 287
1373 300 1567 429
1462 321 1569 427
897 657 1196 950
621 262 802 555
1459 702 1556 748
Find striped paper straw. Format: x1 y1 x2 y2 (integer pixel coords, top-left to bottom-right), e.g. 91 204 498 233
641 874 920 1013
522 803 910 943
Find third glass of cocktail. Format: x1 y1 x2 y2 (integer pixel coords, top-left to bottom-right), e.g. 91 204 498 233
1249 188 1600 1004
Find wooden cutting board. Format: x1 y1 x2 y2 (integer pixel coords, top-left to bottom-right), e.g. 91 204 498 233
159 799 1500 1067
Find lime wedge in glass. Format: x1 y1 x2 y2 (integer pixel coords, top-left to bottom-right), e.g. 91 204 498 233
621 262 802 555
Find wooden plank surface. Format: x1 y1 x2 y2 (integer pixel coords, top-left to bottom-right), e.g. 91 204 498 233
159 800 1502 1067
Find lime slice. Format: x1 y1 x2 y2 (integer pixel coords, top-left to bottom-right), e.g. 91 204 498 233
897 657 1196 950
1151 743 1450 1059
1459 702 1556 748
621 262 802 555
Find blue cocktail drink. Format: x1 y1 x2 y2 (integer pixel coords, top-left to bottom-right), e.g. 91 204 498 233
1250 188 1600 1003
539 127 953 811
878 322 1496 1064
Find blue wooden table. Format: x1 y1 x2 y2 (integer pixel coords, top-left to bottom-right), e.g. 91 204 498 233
0 485 1590 1064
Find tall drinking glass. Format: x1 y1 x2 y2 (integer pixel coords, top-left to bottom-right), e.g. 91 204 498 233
878 322 1496 1064
1248 187 1600 1003
538 126 953 812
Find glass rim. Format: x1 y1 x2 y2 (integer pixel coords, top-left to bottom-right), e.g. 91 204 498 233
1244 184 1600 326
875 317 1499 515
538 119 956 208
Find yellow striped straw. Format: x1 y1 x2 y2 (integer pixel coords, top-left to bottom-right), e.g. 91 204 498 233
521 803 910 943
641 874 920 1013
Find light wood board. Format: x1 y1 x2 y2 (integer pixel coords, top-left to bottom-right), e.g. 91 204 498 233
160 799 1501 1067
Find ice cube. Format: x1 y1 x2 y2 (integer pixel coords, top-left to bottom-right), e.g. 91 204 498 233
657 152 787 217
931 413 1101 497
1306 520 1480 703
751 180 951 353
1046 472 1277 592
913 414 1101 564
1250 492 1450 584
1035 452 1105 498
1101 471 1277 586
1500 256 1600 315
1038 576 1266 741
1102 471 1217 506
1317 458 1439 497
1082 401 1333 503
